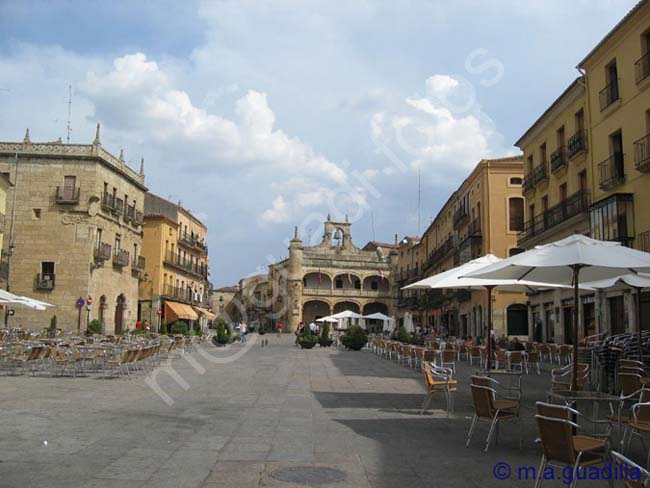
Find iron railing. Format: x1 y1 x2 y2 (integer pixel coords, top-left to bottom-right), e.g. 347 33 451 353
635 51 650 84
522 174 534 193
533 161 549 185
113 249 130 267
598 152 625 190
633 133 650 173
132 255 146 271
567 129 588 159
101 192 115 211
124 204 136 222
35 273 55 290
94 242 112 261
517 190 591 245
56 186 80 203
599 79 620 111
452 205 469 229
638 231 650 253
550 146 567 172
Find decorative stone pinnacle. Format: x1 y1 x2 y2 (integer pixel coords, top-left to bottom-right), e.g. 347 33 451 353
119 149 124 161
93 123 101 145
139 157 145 176
23 128 31 144
345 214 349 223
294 226 298 239
327 213 331 221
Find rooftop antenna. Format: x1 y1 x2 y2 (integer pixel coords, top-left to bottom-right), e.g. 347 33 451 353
417 168 421 235
66 85 72 143
371 211 376 241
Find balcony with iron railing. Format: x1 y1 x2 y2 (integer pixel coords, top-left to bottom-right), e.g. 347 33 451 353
453 205 469 229
164 251 208 279
567 129 588 159
134 210 144 226
467 217 482 237
522 174 534 193
94 242 112 261
598 152 625 190
599 79 620 111
550 146 567 173
422 235 456 272
633 133 650 173
517 190 591 245
178 231 207 252
124 204 136 222
113 249 130 267
533 160 549 185
56 186 80 204
114 197 124 215
635 51 650 84
35 273 55 290
639 230 650 253
162 285 210 307
132 255 146 272
101 192 115 211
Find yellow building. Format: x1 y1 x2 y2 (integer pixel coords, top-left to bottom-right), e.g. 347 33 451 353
138 193 213 331
516 0 650 342
396 156 527 339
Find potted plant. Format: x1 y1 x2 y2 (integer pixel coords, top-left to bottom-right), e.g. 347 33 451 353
340 325 368 351
213 319 230 346
47 315 58 338
397 325 411 344
318 323 333 347
299 329 318 349
88 319 103 335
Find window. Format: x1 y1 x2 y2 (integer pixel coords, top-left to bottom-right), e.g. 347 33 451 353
526 155 534 174
575 109 585 132
115 235 121 252
542 195 548 213
600 60 620 110
556 126 565 148
508 198 524 231
559 183 567 202
540 143 547 163
371 281 378 291
96 228 103 246
509 177 522 186
579 171 587 192
63 175 76 200
507 304 528 336
33 208 41 219
590 193 635 246
41 261 55 279
335 278 343 289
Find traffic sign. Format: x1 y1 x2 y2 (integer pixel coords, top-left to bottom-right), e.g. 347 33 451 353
157 309 162 316
76 297 85 307
87 296 93 306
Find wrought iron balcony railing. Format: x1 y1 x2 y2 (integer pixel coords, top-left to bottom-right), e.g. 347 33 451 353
94 242 112 261
599 79 620 111
635 51 650 84
533 161 549 185
132 255 146 272
113 249 130 267
550 146 567 173
453 205 469 229
633 133 650 173
35 273 55 290
567 129 588 159
56 186 80 204
101 192 115 211
517 190 591 245
598 152 626 190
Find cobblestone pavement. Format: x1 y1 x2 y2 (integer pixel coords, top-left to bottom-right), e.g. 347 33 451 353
0 335 635 487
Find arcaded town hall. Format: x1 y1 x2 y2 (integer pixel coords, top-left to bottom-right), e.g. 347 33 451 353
267 217 395 333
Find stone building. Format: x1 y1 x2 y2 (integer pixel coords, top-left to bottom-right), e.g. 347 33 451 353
516 0 650 343
138 193 213 331
233 274 271 329
267 216 394 333
0 173 12 267
395 156 527 339
0 127 146 333
212 285 240 322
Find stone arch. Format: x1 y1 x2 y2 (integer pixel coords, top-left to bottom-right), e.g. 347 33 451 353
114 293 126 335
302 300 331 325
362 275 390 292
303 272 332 290
362 302 389 315
333 301 361 314
333 273 361 291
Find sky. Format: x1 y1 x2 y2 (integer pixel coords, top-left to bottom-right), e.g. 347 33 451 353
0 0 639 286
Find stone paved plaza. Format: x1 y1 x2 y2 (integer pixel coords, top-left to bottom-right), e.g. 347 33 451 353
0 336 631 487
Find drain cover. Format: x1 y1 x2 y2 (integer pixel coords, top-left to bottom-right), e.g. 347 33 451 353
271 466 346 485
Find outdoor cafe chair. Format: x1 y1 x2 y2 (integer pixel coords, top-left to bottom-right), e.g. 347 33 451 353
551 363 590 392
508 351 527 374
420 362 456 415
468 346 482 366
527 350 542 375
494 349 508 370
623 396 650 469
610 450 650 488
466 380 521 452
436 349 456 373
559 345 573 364
534 402 611 488
537 343 551 363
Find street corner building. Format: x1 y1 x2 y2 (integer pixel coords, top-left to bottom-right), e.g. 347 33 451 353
395 156 527 339
138 192 213 331
239 216 395 333
0 126 146 333
517 0 650 344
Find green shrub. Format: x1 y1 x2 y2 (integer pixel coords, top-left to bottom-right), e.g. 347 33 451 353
169 321 189 336
216 320 230 344
340 325 368 351
88 319 103 335
318 323 333 347
131 327 148 336
299 328 318 349
397 325 411 344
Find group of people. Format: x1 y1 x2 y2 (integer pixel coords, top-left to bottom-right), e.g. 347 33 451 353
294 321 321 345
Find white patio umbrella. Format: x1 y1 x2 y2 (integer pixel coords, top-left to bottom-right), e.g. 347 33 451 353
581 273 650 358
465 235 650 388
363 312 395 333
404 312 415 333
316 316 339 323
329 310 364 330
0 289 52 310
404 253 581 369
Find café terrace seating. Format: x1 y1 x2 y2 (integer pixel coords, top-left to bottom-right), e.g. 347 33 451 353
0 327 209 379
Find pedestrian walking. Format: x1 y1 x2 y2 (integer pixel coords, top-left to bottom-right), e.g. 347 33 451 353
276 322 283 337
240 322 247 343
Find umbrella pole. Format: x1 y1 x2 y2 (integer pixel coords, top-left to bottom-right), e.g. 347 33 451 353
486 285 495 371
634 286 643 362
572 265 581 391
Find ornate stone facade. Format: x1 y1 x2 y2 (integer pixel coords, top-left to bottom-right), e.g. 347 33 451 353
264 217 394 333
0 127 146 333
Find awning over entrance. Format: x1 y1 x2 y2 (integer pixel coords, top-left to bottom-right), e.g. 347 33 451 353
165 301 199 322
193 306 216 320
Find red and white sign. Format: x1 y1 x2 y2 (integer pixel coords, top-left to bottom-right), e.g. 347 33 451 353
157 309 163 316
87 296 93 306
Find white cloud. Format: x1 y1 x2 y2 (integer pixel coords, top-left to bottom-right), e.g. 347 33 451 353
261 196 290 224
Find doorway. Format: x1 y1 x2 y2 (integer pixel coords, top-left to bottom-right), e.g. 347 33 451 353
583 302 596 339
115 294 126 335
609 295 625 335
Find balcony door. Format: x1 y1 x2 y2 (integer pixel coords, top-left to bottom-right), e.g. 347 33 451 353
63 176 76 200
611 131 624 177
607 61 619 99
